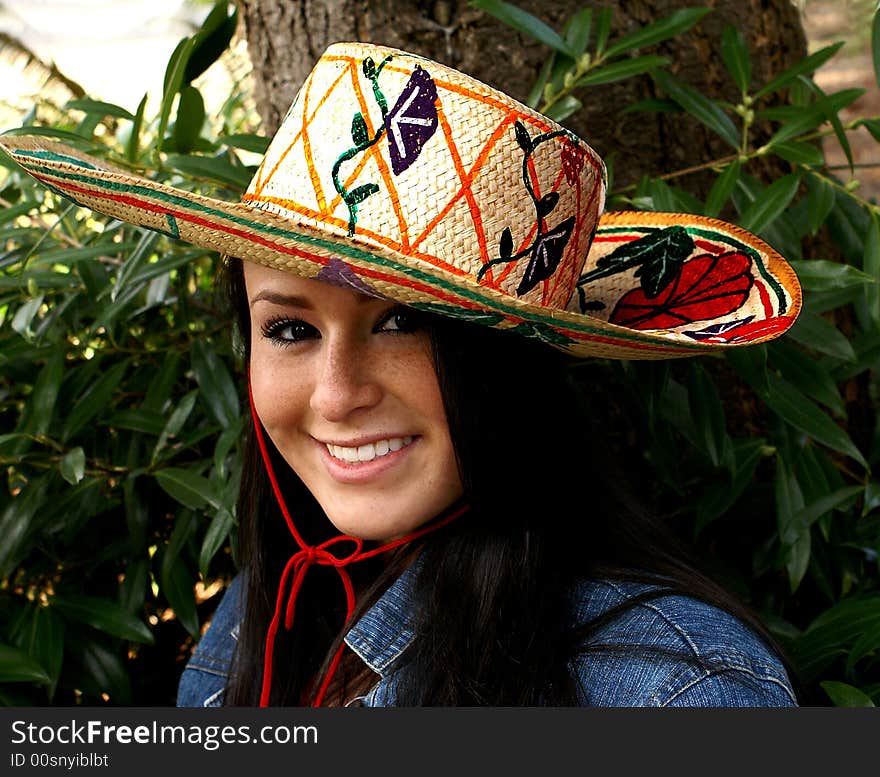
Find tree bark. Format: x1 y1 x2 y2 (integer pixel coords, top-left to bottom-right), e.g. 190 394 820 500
236 0 807 194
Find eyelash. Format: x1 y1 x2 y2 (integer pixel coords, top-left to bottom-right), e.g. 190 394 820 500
260 306 423 347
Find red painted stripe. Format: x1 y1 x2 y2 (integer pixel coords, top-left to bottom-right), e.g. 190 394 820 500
756 278 774 317
34 172 698 356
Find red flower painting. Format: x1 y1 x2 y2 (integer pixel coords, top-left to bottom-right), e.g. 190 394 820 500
610 251 753 330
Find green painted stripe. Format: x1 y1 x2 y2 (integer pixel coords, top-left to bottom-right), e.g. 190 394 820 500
19 153 711 353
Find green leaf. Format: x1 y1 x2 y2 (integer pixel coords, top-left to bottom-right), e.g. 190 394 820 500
61 359 128 442
470 0 575 57
687 363 730 468
158 37 196 152
604 7 710 59
762 373 867 469
774 454 809 590
348 182 380 205
769 340 845 417
695 439 768 533
820 681 876 707
755 42 845 99
594 7 613 55
863 213 880 328
64 98 135 121
59 446 86 485
111 229 159 302
737 173 800 234
873 6 880 92
219 133 271 155
184 0 239 85
126 93 148 163
721 25 751 95
544 95 582 123
11 294 44 337
763 89 863 148
200 506 235 580
785 311 856 362
704 160 741 218
771 140 824 167
3 125 103 144
804 175 836 235
172 85 206 154
119 558 150 614
152 389 199 463
652 70 740 149
164 153 252 191
0 199 38 226
155 467 220 510
0 476 49 579
107 409 166 435
846 620 880 672
191 339 239 428
160 555 200 639
28 607 64 698
75 637 132 704
351 112 369 147
50 595 154 644
576 56 669 87
564 8 592 56
798 483 863 528
124 475 149 555
789 259 877 292
0 644 51 684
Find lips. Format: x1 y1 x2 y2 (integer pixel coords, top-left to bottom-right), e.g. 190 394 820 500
326 436 414 463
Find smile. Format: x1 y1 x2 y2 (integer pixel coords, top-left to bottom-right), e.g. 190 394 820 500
326 436 414 463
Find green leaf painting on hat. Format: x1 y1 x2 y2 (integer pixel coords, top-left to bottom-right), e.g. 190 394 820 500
332 57 439 236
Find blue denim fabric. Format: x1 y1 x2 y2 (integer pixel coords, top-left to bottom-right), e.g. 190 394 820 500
176 565 796 707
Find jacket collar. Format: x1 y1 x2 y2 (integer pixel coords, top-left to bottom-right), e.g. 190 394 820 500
343 560 420 675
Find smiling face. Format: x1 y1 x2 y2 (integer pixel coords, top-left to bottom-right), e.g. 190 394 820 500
244 260 464 541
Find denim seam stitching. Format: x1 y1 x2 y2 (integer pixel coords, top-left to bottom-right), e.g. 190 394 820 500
657 665 797 707
599 579 702 658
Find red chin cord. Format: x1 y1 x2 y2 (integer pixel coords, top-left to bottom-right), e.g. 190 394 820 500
247 381 466 707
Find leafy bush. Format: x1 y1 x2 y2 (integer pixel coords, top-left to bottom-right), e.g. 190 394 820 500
1 0 879 706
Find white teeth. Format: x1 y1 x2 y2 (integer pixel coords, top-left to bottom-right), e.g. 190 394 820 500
327 436 413 463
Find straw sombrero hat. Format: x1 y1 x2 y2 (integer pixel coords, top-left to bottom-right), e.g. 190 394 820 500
0 41 800 360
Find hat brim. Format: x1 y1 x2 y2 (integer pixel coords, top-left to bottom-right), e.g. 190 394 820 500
0 136 801 360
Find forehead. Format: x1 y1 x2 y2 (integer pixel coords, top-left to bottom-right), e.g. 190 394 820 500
243 259 382 309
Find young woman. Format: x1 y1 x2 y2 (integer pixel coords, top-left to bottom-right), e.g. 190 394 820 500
1 42 802 707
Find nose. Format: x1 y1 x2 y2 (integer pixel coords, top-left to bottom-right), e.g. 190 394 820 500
309 335 382 421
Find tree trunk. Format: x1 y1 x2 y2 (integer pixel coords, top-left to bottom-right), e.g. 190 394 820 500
236 0 807 194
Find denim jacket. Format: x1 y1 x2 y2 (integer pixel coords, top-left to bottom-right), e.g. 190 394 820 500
177 565 797 708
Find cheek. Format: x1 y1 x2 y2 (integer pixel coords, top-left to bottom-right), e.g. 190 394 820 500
248 346 309 442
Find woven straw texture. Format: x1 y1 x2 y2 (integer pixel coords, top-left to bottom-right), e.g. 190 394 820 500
0 42 801 360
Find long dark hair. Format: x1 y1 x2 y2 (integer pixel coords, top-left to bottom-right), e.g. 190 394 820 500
220 256 797 706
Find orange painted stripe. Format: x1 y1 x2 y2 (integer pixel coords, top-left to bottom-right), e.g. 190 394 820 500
411 113 516 257
435 99 489 264
301 65 328 214
240 193 471 276
253 67 349 197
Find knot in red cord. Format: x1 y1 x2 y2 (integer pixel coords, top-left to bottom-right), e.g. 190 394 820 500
248 379 466 707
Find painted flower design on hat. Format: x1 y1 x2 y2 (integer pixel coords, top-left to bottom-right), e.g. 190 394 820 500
609 250 753 330
575 225 759 335
331 56 439 236
476 121 577 296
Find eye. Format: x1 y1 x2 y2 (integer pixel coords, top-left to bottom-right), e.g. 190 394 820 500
376 306 423 334
260 316 318 346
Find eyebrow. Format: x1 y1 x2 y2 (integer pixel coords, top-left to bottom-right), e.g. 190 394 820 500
249 289 382 309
